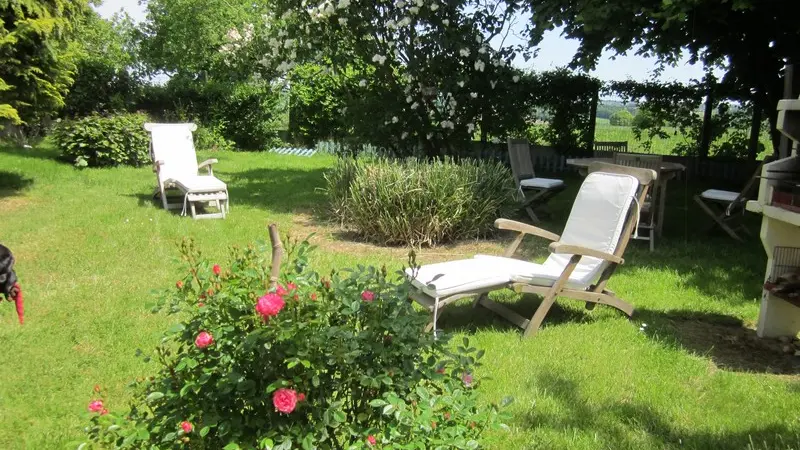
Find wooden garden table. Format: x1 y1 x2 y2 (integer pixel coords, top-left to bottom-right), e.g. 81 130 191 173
566 157 686 236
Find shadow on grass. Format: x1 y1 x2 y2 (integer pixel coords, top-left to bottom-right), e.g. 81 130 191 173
636 308 800 375
220 167 330 215
523 371 800 449
0 171 34 198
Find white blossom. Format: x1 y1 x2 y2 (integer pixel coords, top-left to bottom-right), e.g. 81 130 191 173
359 79 367 87
276 61 294 72
284 39 296 48
323 2 335 15
478 46 487 54
281 10 294 19
459 48 471 57
490 137 501 144
476 35 483 43
406 95 413 103
441 120 455 129
401 131 409 140
337 0 350 8
392 116 399 123
513 75 520 83
372 54 387 65
430 3 439 10
470 92 477 98
227 28 242 42
416 0 423 6
467 123 475 133
457 81 465 87
490 80 497 89
398 17 412 27
474 60 485 72
410 102 419 110
396 0 406 7
426 133 433 139
409 6 420 14
387 20 396 29
442 19 449 26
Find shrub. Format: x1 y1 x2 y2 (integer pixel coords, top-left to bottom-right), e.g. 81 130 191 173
609 110 634 126
194 124 236 152
53 113 149 167
83 236 510 449
325 157 518 246
62 59 141 118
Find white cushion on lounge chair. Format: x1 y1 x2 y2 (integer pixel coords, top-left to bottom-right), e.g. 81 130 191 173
170 175 227 193
520 177 565 189
405 259 512 298
150 125 202 181
700 189 738 202
472 255 591 289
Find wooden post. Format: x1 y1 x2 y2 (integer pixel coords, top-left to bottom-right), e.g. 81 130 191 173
779 64 796 159
699 83 714 158
748 101 762 161
267 223 283 290
585 87 599 156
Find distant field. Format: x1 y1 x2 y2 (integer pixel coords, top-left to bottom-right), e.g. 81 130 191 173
593 118 772 158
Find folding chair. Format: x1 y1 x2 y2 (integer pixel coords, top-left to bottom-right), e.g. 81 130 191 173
507 138 566 223
694 160 768 241
613 153 663 251
406 162 656 338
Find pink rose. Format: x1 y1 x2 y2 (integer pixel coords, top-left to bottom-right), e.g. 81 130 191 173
275 285 288 297
361 290 375 302
212 264 221 275
180 421 193 433
176 280 184 289
100 409 109 416
88 400 104 413
462 372 473 387
310 292 317 301
367 435 377 446
297 392 306 402
286 282 297 291
272 388 298 414
256 293 285 318
195 331 214 349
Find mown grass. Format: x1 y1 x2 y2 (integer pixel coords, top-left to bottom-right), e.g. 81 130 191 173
1 142 799 449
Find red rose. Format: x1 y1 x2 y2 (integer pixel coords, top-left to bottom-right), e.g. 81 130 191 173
297 392 306 402
292 294 299 301
444 412 451 420
176 280 184 289
322 279 331 289
272 388 298 414
275 285 288 297
195 331 214 349
367 435 377 446
256 293 285 318
286 282 297 291
100 409 109 416
212 264 221 275
361 290 375 302
198 302 205 307
88 400 104 413
180 421 193 433
310 292 317 301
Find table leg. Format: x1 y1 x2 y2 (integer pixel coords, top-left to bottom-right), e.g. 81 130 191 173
656 178 668 237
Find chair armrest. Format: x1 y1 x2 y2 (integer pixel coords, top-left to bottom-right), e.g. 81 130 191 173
495 218 560 241
198 158 218 169
548 242 624 264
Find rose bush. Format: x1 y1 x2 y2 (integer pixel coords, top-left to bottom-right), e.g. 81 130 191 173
82 235 510 449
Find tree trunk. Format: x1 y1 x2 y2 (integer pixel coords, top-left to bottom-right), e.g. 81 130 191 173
585 88 599 156
748 101 762 161
699 86 713 158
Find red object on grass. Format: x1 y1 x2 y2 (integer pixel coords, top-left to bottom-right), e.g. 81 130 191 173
12 282 23 324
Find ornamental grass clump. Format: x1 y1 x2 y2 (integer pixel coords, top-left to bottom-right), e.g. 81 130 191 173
324 157 518 246
83 229 510 449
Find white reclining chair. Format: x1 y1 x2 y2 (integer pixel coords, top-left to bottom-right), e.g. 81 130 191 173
406 162 656 338
145 123 229 219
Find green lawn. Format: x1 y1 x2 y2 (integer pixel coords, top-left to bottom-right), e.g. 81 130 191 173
1 143 799 449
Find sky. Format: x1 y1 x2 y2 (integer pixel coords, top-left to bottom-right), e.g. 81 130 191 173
95 0 714 85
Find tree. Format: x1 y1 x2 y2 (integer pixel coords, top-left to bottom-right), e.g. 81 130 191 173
525 0 800 153
609 110 633 126
260 0 531 156
0 0 90 128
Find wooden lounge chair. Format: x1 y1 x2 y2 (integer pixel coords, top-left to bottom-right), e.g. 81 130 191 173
406 162 656 337
507 138 566 223
146 123 229 219
694 160 768 241
612 153 663 251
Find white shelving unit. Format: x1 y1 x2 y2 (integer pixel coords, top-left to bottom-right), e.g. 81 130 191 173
745 98 800 338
